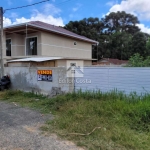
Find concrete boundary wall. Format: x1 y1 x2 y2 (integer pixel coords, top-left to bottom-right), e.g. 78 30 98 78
4 67 74 95
75 67 150 95
4 67 150 96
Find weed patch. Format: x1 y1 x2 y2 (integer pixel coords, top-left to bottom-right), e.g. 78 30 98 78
0 90 150 150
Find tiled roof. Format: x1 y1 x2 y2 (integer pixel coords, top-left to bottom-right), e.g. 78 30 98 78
102 58 128 65
93 58 128 66
26 21 98 44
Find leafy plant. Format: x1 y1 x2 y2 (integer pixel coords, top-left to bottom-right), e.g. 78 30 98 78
127 53 150 67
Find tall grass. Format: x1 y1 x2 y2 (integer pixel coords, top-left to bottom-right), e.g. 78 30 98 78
0 90 150 149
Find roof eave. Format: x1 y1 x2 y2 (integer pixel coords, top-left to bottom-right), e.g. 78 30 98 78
4 22 27 30
4 22 98 44
28 23 98 44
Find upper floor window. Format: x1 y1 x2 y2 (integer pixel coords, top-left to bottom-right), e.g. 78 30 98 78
26 37 37 55
6 39 11 56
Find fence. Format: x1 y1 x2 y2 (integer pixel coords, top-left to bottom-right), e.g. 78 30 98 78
4 67 74 95
4 67 150 96
75 67 150 95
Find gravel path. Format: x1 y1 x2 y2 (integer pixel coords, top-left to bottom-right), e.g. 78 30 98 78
0 101 84 150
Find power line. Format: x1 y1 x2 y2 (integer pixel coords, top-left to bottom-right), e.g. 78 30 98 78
1 1 50 77
55 0 74 6
4 0 50 12
4 0 75 18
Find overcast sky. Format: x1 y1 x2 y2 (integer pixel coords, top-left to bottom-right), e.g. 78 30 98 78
1 0 150 34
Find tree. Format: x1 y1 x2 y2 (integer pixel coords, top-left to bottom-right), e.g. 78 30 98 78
103 11 140 35
131 32 147 57
65 17 104 40
146 38 150 55
64 11 149 60
101 11 142 59
65 17 104 60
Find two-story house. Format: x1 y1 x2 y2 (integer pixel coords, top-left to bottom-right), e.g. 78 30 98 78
2 21 98 67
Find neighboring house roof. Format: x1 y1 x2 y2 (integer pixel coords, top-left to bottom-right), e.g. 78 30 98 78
4 21 98 44
100 58 128 65
93 58 128 65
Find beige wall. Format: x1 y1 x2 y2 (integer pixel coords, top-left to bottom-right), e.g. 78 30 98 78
55 60 89 67
8 61 55 67
7 59 91 67
8 62 30 67
2 31 6 58
84 60 92 66
55 60 66 67
40 31 92 59
4 30 92 59
4 32 41 57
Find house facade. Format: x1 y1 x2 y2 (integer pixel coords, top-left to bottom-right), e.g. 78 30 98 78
2 21 98 67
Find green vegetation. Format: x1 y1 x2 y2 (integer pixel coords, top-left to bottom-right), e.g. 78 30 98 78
127 53 150 67
0 90 150 150
65 11 150 60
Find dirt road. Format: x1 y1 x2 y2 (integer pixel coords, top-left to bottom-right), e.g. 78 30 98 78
0 101 83 150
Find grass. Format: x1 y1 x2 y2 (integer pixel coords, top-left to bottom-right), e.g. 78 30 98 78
0 90 150 150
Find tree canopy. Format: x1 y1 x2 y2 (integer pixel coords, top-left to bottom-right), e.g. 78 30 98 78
64 11 150 60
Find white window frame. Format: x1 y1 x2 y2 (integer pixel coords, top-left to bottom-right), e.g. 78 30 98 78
25 36 38 56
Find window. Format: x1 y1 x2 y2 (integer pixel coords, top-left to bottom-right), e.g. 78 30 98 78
26 37 37 55
6 39 11 56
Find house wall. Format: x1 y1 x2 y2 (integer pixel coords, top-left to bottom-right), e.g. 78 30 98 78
2 32 7 66
84 60 92 66
8 61 55 67
55 60 86 68
4 30 92 59
40 31 92 59
55 60 66 67
2 31 6 57
7 59 91 67
8 62 30 67
4 32 41 57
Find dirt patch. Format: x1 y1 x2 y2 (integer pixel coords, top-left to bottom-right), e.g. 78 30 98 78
0 101 84 150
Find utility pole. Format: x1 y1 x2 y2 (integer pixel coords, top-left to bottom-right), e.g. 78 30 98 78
0 7 3 78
